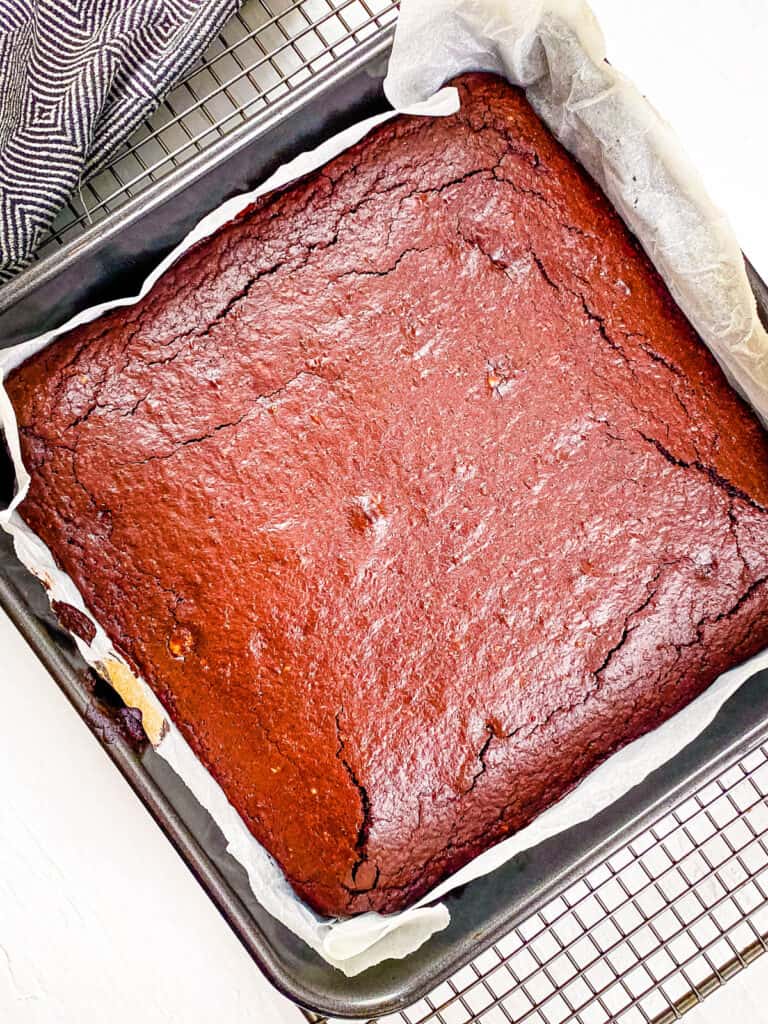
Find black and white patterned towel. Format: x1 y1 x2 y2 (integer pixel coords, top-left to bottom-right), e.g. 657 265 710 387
0 0 238 283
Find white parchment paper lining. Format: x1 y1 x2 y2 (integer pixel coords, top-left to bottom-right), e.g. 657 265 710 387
3 0 768 977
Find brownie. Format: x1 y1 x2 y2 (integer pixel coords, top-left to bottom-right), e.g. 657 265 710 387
8 74 768 917
51 600 97 645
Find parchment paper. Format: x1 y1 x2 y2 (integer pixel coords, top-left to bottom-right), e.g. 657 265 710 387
2 0 768 978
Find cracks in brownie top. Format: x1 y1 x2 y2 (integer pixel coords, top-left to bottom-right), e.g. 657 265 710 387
118 369 334 465
380 559 768 902
636 432 768 514
52 168 507 447
37 97 719 479
335 706 377 895
464 718 513 794
499 565 669 750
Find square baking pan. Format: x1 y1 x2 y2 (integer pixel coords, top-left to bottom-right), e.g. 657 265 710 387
3 27 768 1020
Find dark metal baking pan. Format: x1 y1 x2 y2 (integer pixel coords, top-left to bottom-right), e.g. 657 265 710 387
3 27 768 1019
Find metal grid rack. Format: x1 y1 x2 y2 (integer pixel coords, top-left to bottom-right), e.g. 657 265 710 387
33 2 768 1021
34 0 399 258
357 744 768 1024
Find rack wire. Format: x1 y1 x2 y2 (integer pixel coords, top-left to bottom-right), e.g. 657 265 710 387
356 744 768 1024
34 0 399 258
37 1 768 1020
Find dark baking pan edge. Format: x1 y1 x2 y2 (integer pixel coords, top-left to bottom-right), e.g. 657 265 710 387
3 30 768 1018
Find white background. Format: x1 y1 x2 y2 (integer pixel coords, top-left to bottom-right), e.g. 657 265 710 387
3 2 768 1021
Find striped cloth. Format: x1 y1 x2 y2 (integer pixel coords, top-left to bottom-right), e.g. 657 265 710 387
0 0 238 283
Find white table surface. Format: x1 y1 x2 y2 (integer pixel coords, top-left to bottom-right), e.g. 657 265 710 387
2 3 768 1022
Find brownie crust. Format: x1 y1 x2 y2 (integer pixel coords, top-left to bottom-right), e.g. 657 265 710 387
9 74 768 917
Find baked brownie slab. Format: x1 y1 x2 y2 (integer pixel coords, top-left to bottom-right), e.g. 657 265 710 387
8 74 768 917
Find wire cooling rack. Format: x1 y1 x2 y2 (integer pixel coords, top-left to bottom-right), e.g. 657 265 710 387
35 2 768 1020
320 744 768 1024
34 0 399 258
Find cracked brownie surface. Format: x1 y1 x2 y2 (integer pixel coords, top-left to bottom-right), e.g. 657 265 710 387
9 73 768 917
